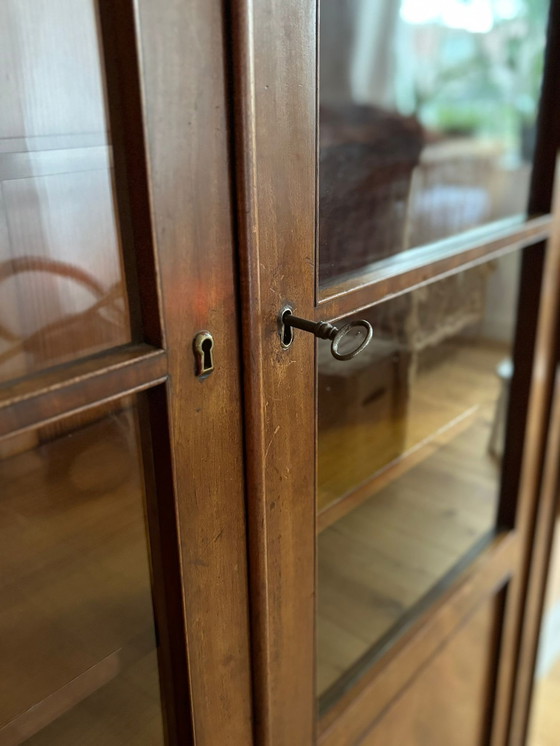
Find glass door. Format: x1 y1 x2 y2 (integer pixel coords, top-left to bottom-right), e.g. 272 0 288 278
315 3 550 716
317 257 524 709
0 2 253 744
232 0 560 743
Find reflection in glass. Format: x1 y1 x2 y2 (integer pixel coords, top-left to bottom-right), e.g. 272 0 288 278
317 254 520 707
319 0 548 282
0 0 129 385
0 401 164 744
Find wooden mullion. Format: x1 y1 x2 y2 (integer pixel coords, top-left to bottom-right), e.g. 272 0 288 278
0 343 167 439
317 214 552 321
134 0 255 742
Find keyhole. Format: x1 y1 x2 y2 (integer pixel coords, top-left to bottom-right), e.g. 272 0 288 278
279 306 294 348
202 337 213 371
193 331 215 379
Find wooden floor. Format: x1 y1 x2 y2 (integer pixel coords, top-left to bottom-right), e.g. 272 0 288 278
0 412 164 744
317 342 504 699
527 658 560 746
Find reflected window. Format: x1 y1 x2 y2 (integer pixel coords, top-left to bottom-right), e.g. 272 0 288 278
319 0 549 282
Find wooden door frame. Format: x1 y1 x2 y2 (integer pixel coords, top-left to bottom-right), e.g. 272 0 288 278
500 6 560 742
0 1 254 744
230 1 318 742
230 1 560 744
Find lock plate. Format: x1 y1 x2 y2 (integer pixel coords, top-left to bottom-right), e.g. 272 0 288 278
193 331 215 379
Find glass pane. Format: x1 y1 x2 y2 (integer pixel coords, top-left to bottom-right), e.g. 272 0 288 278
0 400 165 744
0 0 130 384
319 0 549 284
317 253 520 708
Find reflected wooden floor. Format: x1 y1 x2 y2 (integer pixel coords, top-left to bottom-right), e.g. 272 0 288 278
319 343 505 510
317 344 503 699
0 413 164 744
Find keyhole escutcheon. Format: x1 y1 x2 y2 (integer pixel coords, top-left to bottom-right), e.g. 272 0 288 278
193 331 215 379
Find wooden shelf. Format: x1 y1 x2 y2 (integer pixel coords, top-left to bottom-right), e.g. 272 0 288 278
316 342 507 697
318 404 479 533
318 214 552 320
0 634 159 746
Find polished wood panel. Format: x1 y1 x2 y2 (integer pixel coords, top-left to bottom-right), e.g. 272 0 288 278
0 344 166 439
230 1 317 744
360 593 503 746
137 0 254 743
318 215 551 321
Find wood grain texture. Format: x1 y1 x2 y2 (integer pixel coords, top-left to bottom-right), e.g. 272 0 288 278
135 0 254 743
0 343 166 439
230 0 317 743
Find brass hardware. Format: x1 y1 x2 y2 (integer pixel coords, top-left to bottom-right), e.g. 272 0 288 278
279 309 373 361
193 331 215 378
